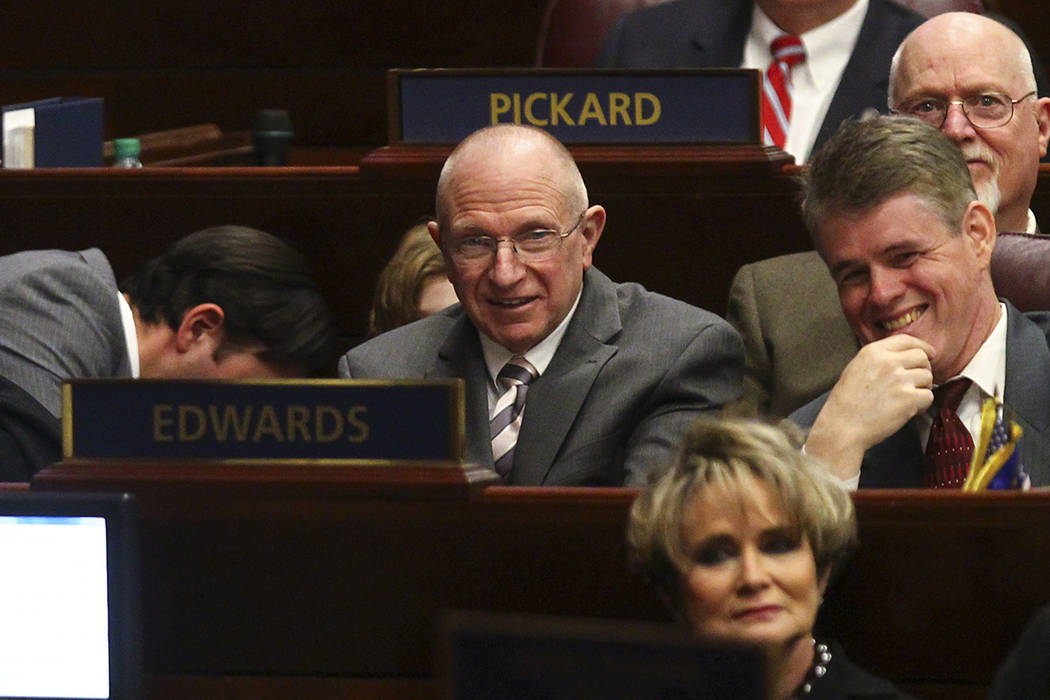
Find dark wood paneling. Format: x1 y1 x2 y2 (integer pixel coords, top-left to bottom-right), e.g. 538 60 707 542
2 160 1050 341
0 1 549 146
31 462 1050 698
994 1 1050 71
2 1 1049 147
0 149 806 340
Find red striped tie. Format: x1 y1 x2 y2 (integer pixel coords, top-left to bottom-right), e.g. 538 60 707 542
762 35 806 150
923 378 974 489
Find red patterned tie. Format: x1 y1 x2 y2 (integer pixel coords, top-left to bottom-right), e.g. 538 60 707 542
923 378 974 489
762 35 806 149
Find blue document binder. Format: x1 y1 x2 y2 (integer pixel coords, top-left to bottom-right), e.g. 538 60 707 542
2 96 104 167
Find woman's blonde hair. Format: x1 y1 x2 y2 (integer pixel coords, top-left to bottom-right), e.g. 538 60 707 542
628 418 857 610
368 222 449 336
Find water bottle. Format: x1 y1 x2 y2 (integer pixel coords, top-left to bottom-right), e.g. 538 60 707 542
112 138 143 168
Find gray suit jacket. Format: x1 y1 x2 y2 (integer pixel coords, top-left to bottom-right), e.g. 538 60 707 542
726 250 857 418
0 248 132 477
790 302 1050 488
339 267 744 486
597 0 923 153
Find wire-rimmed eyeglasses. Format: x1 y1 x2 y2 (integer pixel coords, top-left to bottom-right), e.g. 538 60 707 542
448 212 586 266
893 91 1037 129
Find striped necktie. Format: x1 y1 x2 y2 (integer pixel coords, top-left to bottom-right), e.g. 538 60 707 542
923 378 974 489
490 356 538 477
762 35 806 150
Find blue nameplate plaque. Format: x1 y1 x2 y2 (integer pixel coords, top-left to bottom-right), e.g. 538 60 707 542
62 379 464 463
389 68 759 145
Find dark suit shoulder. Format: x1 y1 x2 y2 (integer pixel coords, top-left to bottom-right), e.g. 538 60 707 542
867 0 925 28
789 390 829 432
0 247 111 285
604 0 726 34
339 306 464 379
850 0 923 75
614 279 730 333
988 605 1050 700
815 640 916 699
1022 309 1050 335
596 0 748 67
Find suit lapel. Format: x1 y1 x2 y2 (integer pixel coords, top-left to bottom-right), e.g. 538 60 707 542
511 269 621 485
432 316 494 470
861 419 924 488
688 0 751 66
1002 303 1050 485
816 0 900 146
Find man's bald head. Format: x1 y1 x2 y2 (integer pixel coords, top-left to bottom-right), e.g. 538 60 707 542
434 125 588 229
889 12 1050 232
889 13 1036 106
428 124 606 355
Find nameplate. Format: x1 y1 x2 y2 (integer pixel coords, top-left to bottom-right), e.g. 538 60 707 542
62 379 465 463
389 69 759 145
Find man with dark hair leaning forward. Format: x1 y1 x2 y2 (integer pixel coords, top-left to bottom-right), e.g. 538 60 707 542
0 225 336 480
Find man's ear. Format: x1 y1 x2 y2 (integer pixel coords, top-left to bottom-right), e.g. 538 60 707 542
427 220 443 249
579 205 606 270
1035 96 1050 158
174 303 225 353
962 200 996 267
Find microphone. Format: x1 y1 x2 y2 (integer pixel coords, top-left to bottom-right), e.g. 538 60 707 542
252 109 294 166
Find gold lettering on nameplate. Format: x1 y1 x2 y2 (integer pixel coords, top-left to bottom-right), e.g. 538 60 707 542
178 405 207 441
153 404 174 442
346 405 369 443
149 403 372 444
489 92 661 127
252 405 284 442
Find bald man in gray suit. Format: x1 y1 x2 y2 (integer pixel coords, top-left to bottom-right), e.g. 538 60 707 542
340 125 743 486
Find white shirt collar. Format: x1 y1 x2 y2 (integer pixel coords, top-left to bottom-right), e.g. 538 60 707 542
1026 209 1038 234
950 302 1008 401
480 287 583 403
117 293 140 378
916 302 1008 448
748 0 867 91
744 0 868 162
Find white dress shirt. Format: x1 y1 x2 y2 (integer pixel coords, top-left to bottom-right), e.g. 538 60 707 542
480 289 582 415
117 292 140 378
743 0 869 163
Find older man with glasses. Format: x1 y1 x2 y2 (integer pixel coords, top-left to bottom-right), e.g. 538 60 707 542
889 12 1050 236
340 124 743 486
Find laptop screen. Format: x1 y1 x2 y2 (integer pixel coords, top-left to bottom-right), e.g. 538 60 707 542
0 492 141 700
443 612 766 700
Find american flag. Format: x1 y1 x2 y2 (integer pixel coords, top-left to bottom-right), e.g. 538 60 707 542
962 398 1028 491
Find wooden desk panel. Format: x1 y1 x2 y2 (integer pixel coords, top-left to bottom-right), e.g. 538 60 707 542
0 153 805 342
30 462 1050 699
2 162 1049 343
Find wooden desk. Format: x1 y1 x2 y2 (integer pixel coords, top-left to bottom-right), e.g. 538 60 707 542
29 461 1050 699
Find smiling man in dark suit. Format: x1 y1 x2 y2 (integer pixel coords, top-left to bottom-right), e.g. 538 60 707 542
597 0 923 162
791 117 1050 489
340 125 743 486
